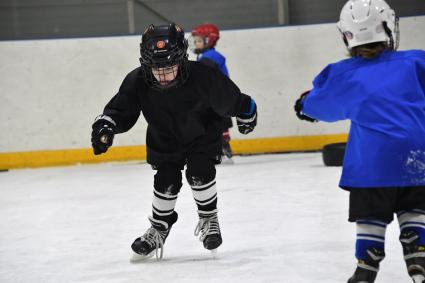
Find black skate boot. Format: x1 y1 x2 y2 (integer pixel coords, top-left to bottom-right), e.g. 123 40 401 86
400 230 425 283
194 211 222 251
347 247 385 283
130 212 177 262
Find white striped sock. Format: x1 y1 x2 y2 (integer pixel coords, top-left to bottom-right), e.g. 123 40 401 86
398 211 425 231
191 180 217 207
152 189 178 216
356 220 387 242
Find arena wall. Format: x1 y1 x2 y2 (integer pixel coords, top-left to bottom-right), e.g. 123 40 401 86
1 16 424 169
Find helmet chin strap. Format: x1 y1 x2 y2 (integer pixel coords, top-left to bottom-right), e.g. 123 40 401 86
382 21 395 50
343 35 349 49
391 16 400 50
337 26 350 50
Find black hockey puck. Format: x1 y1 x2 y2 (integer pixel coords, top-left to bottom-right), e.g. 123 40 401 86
0 169 9 173
322 143 346 167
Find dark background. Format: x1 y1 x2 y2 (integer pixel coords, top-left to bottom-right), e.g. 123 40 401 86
1 0 424 40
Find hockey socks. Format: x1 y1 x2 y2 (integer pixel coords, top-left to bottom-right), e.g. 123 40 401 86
349 219 387 283
355 219 387 261
397 209 425 281
185 154 218 214
152 165 182 224
152 188 178 222
189 178 218 213
131 165 182 261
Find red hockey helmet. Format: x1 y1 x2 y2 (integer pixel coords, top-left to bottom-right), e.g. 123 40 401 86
191 23 220 48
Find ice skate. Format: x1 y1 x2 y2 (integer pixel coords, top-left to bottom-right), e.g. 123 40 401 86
400 230 425 283
130 212 177 262
194 212 222 251
347 247 385 283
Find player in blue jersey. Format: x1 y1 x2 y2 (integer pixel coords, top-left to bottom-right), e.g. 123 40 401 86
190 24 234 162
294 1 425 282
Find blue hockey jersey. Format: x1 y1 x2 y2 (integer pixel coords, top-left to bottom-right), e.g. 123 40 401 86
197 48 229 77
303 50 425 188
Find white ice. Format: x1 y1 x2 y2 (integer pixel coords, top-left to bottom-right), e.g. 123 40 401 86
0 153 412 282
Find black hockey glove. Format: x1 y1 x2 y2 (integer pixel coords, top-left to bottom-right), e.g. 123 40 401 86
294 91 317 123
91 115 116 155
236 99 257 135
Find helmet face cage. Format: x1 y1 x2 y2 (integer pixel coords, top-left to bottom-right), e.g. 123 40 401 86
152 65 178 85
140 55 188 90
139 23 189 91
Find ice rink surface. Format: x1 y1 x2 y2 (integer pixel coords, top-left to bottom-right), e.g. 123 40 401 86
0 153 413 283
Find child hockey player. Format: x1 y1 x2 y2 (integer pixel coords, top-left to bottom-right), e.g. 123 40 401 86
294 0 425 282
190 23 234 162
91 23 257 261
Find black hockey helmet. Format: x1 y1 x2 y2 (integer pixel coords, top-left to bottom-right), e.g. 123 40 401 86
139 23 189 90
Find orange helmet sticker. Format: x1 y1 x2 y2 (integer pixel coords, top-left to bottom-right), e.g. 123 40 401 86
156 40 166 49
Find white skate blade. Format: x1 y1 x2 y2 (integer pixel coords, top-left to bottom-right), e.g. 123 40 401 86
210 248 218 259
129 251 155 263
412 274 425 283
220 157 234 165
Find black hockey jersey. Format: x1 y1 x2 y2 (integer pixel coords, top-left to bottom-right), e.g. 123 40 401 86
102 61 253 165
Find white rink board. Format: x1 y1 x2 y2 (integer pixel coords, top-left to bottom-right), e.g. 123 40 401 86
0 16 424 152
0 153 414 283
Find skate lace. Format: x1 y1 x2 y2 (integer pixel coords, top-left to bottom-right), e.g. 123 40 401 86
194 214 220 241
142 227 166 260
